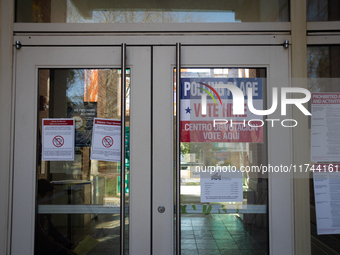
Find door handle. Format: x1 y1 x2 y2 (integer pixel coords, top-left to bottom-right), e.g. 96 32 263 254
176 42 181 255
120 43 127 255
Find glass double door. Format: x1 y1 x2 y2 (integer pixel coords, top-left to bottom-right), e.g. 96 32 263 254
12 41 293 255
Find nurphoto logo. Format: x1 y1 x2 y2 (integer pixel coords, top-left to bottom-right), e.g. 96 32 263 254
187 82 312 128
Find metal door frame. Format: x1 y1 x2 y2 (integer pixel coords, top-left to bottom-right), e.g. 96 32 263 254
11 45 152 255
152 41 293 255
11 34 293 255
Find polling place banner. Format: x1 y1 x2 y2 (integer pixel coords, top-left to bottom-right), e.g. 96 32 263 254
180 78 263 143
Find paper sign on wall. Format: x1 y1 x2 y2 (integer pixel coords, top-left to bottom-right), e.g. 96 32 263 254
313 165 340 235
90 118 121 162
42 118 75 161
311 93 340 162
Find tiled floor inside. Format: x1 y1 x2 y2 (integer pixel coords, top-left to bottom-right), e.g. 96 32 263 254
56 213 267 255
181 214 268 255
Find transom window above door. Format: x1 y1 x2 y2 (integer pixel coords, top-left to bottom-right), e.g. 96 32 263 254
16 0 289 23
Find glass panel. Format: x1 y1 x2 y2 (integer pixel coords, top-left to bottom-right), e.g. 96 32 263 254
178 68 268 255
308 46 340 78
36 69 130 254
307 0 340 21
16 0 289 23
308 46 340 253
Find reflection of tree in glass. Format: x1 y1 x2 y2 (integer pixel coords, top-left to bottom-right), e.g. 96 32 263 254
66 69 85 104
307 46 330 92
66 0 204 23
306 0 328 21
181 143 202 160
181 142 220 166
307 46 330 79
66 69 123 118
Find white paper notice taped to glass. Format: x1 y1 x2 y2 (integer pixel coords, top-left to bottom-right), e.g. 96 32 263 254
42 118 75 161
90 118 121 162
200 169 243 203
311 92 340 162
313 165 340 235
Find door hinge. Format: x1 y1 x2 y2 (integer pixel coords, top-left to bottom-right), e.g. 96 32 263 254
15 41 22 49
283 40 289 49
